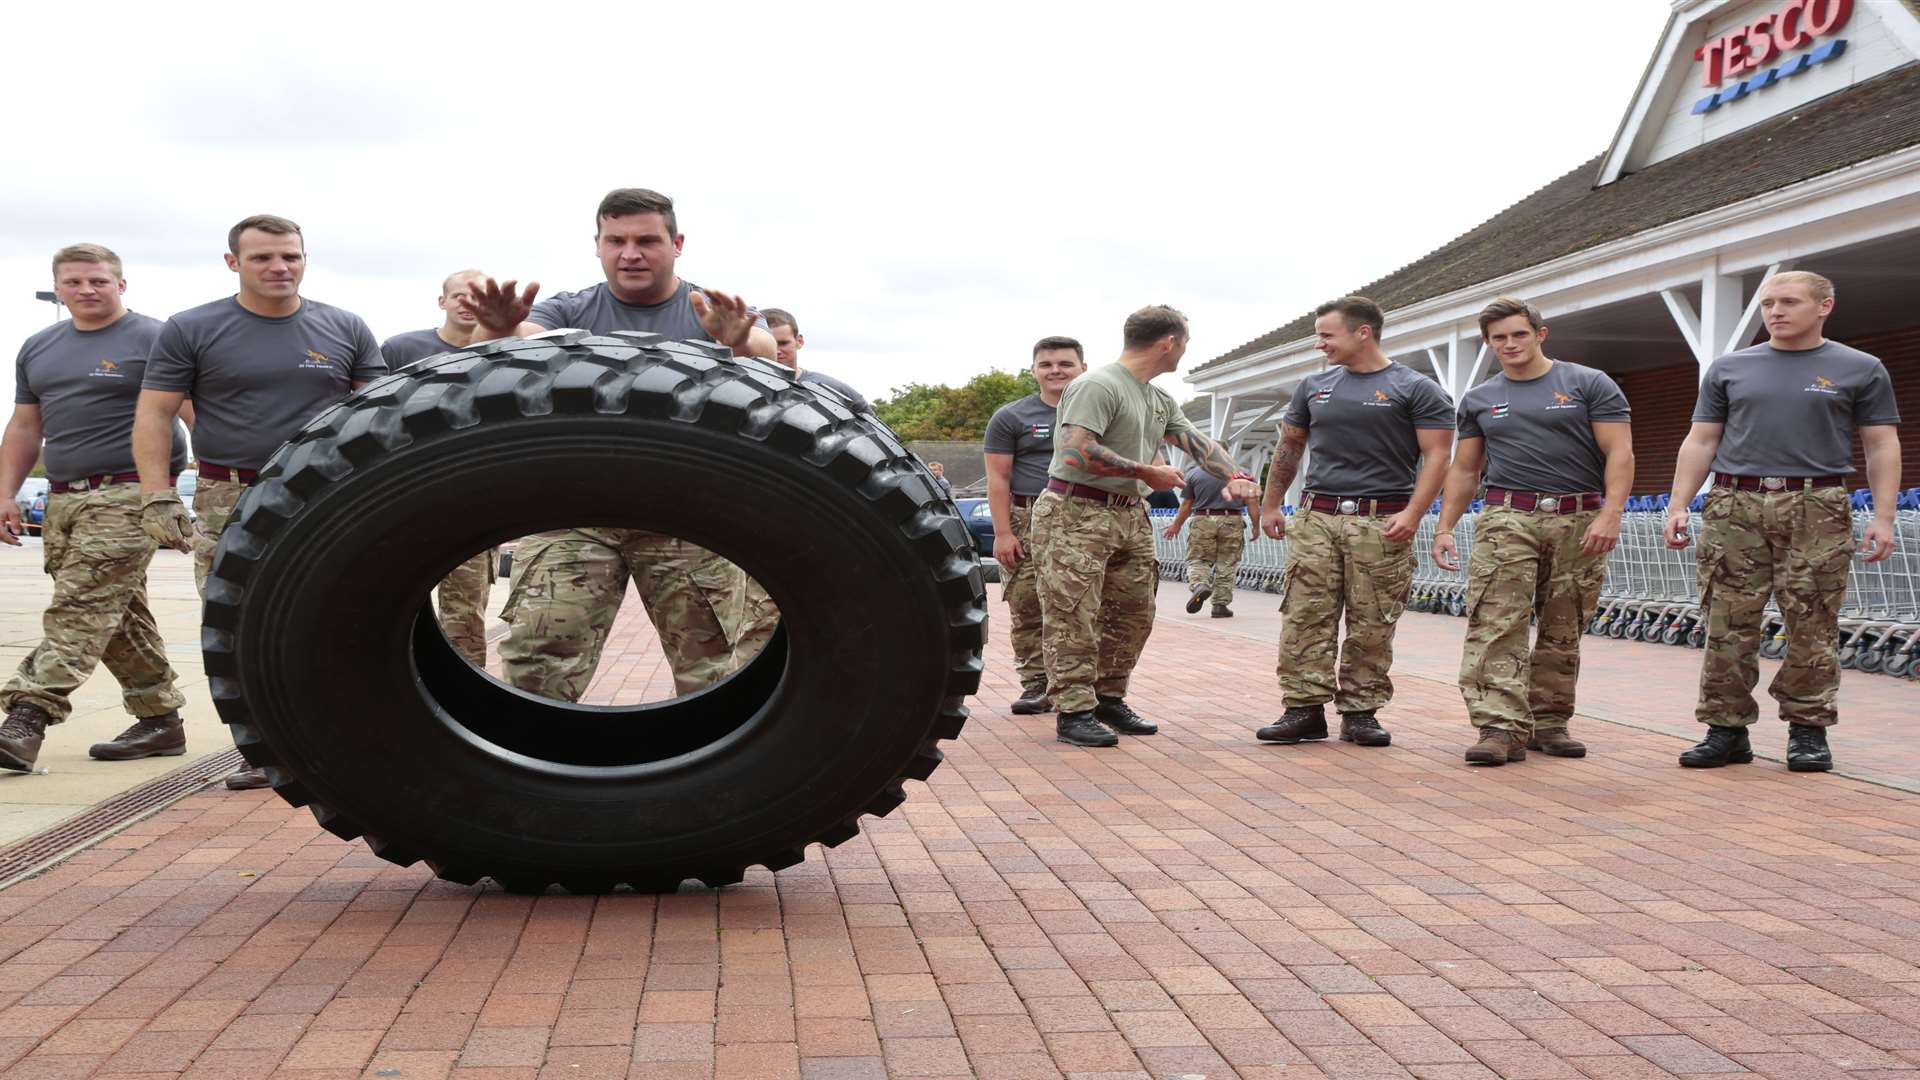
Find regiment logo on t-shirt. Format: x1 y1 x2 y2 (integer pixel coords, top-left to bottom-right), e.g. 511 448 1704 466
299 349 334 370
1312 387 1332 405
1361 388 1394 408
1546 390 1580 411
1029 423 1052 441
1490 402 1511 419
1805 375 1839 395
88 358 124 379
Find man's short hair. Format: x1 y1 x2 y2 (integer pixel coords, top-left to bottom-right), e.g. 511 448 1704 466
1765 270 1835 303
1477 296 1545 337
1121 306 1188 350
1314 295 1385 341
228 214 303 254
1032 335 1084 362
51 243 122 278
596 188 676 237
441 269 485 296
762 308 799 333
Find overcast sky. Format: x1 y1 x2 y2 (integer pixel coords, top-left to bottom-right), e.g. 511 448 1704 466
2 1 1672 409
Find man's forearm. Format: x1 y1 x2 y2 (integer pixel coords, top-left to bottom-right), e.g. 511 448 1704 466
1667 440 1716 505
0 422 41 497
1409 454 1449 516
1262 440 1304 513
1866 435 1902 523
985 468 1015 539
1168 503 1193 532
1059 435 1143 479
1436 463 1478 532
1165 430 1241 481
1601 447 1635 517
132 409 176 491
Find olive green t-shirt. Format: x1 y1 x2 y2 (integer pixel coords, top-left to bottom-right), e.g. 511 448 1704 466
1048 362 1197 497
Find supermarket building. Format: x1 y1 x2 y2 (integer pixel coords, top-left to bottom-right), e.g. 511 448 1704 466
1185 0 1920 497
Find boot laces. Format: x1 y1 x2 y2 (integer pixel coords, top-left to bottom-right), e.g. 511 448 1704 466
1 709 45 739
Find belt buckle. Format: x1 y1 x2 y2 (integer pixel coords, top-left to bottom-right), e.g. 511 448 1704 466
1337 498 1359 515
1761 476 1786 491
1538 496 1558 513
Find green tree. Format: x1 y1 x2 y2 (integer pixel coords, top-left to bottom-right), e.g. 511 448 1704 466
874 369 1039 440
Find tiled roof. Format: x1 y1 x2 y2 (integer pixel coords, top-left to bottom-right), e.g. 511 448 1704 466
1194 62 1920 375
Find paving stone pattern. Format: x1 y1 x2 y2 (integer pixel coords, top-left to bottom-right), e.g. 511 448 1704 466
2 585 1919 1079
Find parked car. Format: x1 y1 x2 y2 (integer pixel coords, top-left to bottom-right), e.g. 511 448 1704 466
25 491 47 537
13 477 47 524
955 497 1000 583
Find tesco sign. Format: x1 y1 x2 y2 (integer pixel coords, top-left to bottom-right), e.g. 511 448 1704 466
1690 0 1851 113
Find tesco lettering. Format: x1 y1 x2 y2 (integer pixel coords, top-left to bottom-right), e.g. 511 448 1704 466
1696 0 1853 86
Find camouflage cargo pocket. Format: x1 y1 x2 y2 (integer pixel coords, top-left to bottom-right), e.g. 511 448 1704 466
1355 540 1416 625
1043 544 1104 618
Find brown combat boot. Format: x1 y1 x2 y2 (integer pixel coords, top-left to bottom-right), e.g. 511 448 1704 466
0 703 51 772
89 711 187 761
1527 727 1587 758
1465 729 1527 766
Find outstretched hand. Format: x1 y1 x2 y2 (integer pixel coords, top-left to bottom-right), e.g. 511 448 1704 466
461 277 540 336
690 289 758 354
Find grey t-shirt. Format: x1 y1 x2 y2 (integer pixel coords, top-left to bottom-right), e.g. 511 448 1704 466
1182 466 1243 512
1694 340 1901 476
530 280 739 342
1282 362 1456 496
797 369 871 415
380 327 466 369
983 393 1059 498
15 312 188 480
142 297 387 471
1457 361 1631 494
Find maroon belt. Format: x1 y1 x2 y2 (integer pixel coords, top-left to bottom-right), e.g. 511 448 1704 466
1713 473 1846 492
1010 494 1038 507
1306 494 1409 516
1045 479 1140 507
1484 488 1605 513
49 471 146 494
1194 508 1245 516
199 464 260 485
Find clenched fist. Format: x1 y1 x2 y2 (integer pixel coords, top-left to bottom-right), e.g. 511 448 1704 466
141 490 193 553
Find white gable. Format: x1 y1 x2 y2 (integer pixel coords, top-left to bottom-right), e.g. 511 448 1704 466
1599 0 1920 185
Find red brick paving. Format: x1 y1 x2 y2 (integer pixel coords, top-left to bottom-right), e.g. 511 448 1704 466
3 582 1919 1078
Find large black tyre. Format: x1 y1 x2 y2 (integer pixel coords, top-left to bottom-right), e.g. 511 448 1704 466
202 332 987 892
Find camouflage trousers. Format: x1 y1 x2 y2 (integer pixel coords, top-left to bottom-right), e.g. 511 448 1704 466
731 577 778 672
1185 514 1248 607
1 482 186 723
191 475 248 597
437 549 496 666
1003 502 1046 691
498 528 746 701
1695 486 1854 728
1277 508 1415 712
1458 506 1609 732
1032 492 1157 713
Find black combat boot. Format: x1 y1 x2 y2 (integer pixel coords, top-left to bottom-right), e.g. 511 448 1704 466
1056 711 1118 747
1678 725 1752 768
1010 683 1053 715
1210 604 1233 618
1255 704 1327 744
1094 697 1158 736
1339 711 1392 747
0 703 51 772
1786 724 1833 772
1185 582 1212 614
89 710 186 761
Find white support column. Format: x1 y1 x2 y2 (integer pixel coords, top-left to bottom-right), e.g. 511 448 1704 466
1208 394 1235 441
1226 400 1285 460
1663 259 1751 380
1445 330 1463 401
1723 260 1791 354
1459 343 1490 395
1660 288 1704 363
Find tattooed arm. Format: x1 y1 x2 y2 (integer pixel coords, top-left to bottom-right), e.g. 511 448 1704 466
1258 423 1308 539
1058 425 1185 491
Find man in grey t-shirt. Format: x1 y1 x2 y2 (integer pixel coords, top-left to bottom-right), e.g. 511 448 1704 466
1161 466 1254 618
459 187 778 702
984 337 1087 713
134 215 388 789
1433 298 1634 766
0 244 192 772
1255 296 1455 749
380 269 485 369
382 270 496 665
1664 271 1902 773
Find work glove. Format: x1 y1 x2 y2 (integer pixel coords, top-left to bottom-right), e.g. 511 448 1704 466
141 490 194 552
